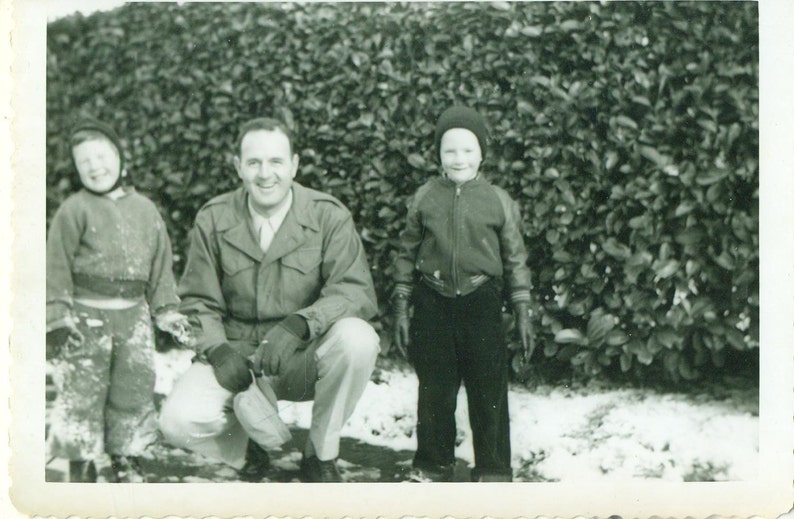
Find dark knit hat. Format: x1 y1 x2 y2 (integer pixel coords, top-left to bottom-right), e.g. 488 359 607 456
434 106 488 160
69 116 125 172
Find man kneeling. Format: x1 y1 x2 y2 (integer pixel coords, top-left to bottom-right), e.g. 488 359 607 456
159 117 379 482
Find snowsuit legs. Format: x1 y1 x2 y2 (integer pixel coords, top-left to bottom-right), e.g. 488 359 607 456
408 280 512 480
158 317 379 468
47 301 158 461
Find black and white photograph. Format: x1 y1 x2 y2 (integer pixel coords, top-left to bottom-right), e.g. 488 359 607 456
5 0 793 517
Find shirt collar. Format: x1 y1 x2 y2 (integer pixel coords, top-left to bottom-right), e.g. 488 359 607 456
247 188 293 234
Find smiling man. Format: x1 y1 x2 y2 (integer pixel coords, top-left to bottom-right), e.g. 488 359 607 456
159 117 380 482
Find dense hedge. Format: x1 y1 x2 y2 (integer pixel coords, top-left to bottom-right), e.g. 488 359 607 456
46 2 759 383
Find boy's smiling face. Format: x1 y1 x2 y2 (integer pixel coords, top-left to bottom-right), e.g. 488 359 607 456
440 128 482 184
72 138 121 193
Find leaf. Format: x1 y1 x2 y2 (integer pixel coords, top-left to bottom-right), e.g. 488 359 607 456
586 311 616 346
679 358 698 380
654 328 678 349
559 20 581 32
636 347 654 365
557 344 579 362
602 238 631 260
697 119 718 133
639 145 671 167
723 327 746 350
713 250 735 270
407 153 426 169
628 214 650 230
653 259 680 279
615 115 638 130
543 342 559 357
674 201 695 217
619 352 632 372
605 150 619 170
554 328 585 345
520 25 543 37
675 227 706 246
695 169 729 186
606 329 629 346
571 351 591 366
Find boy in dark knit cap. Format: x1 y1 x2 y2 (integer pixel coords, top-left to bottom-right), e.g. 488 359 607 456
46 116 192 482
392 106 535 482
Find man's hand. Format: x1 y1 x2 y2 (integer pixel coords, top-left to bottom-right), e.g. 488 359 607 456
46 317 84 359
206 343 252 393
392 295 410 358
251 316 308 377
513 302 536 361
155 310 195 347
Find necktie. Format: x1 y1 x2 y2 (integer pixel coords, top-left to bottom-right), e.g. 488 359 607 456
259 218 276 253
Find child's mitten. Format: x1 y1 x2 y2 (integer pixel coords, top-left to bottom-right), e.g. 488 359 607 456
46 315 84 359
155 310 195 347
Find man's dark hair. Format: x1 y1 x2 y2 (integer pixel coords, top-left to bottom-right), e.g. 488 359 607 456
236 117 295 155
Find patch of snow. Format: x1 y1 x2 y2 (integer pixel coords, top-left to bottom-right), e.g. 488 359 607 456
152 352 758 482
152 348 194 395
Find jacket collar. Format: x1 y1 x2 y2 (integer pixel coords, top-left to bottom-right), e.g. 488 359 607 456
219 183 318 264
438 174 486 189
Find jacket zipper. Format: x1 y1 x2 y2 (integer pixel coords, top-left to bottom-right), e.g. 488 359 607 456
452 184 461 295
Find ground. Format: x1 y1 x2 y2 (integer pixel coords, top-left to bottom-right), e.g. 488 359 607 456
45 349 759 483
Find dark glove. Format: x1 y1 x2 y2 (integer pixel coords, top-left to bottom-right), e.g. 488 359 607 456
46 321 85 360
206 343 252 393
251 315 309 377
513 302 536 361
392 295 410 358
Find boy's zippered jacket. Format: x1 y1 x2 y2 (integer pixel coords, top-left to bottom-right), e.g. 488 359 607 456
393 176 531 306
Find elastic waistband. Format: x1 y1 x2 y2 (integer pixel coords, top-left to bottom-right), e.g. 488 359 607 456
74 297 143 310
73 273 148 299
420 272 493 294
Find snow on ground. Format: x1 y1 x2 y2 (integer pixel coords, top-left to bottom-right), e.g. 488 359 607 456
153 349 758 482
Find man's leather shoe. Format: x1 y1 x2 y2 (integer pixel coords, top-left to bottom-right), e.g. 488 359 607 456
239 441 271 482
300 455 342 482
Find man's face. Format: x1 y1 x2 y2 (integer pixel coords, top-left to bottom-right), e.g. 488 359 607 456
439 128 482 184
234 129 299 216
72 138 121 193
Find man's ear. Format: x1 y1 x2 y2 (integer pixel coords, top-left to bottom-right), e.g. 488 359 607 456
290 154 300 178
233 155 241 177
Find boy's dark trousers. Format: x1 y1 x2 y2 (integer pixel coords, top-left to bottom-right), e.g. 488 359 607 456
408 279 512 480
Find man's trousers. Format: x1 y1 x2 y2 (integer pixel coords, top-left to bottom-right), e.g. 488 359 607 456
158 317 379 468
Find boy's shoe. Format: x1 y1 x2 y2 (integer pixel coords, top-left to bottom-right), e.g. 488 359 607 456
470 466 513 482
472 472 513 482
405 465 455 483
69 460 97 483
110 455 146 483
300 455 342 482
238 440 271 482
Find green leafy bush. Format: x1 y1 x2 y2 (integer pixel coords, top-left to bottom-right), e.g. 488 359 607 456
46 2 758 383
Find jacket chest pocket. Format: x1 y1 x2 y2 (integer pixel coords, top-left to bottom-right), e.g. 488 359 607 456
281 247 322 276
279 247 322 307
220 248 258 315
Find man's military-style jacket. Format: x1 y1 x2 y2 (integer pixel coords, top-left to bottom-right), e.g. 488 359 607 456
179 182 378 354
